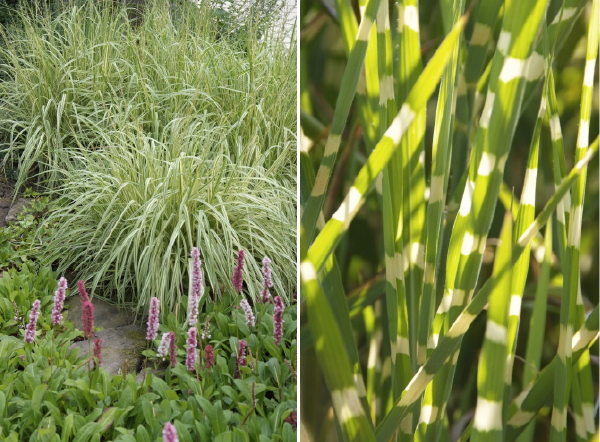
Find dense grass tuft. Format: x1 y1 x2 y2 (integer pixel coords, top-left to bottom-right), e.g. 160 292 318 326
0 0 296 310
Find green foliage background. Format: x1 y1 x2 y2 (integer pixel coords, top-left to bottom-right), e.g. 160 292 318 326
300 0 598 440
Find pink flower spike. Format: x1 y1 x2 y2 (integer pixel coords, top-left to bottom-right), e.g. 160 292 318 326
77 280 90 304
51 277 68 325
168 331 177 366
273 296 284 345
24 299 41 343
188 247 203 326
162 422 179 442
93 338 103 366
260 256 273 303
232 250 245 293
146 297 160 340
186 327 197 371
240 298 255 328
204 344 214 371
157 332 171 359
82 301 95 339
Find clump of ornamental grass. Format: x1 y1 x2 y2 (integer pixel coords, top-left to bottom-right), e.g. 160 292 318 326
0 0 296 310
0 0 296 190
300 1 598 441
40 126 295 311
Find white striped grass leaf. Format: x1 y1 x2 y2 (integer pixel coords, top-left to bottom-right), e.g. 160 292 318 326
424 0 550 436
546 68 570 253
502 75 546 420
550 1 598 440
301 0 383 244
373 138 598 442
396 0 427 379
516 217 552 442
415 1 466 439
334 0 381 152
457 302 599 442
521 0 590 109
301 229 376 442
304 14 468 274
505 304 600 441
471 210 512 442
418 0 466 368
320 254 372 422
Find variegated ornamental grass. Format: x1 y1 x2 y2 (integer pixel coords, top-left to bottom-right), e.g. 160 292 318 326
300 0 599 441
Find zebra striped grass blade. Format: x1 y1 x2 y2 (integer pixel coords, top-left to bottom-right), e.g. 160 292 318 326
301 0 383 244
517 218 552 442
471 211 513 442
305 14 468 274
320 254 373 424
506 304 600 442
418 0 466 368
301 261 375 441
458 303 599 442
550 2 598 439
374 139 598 442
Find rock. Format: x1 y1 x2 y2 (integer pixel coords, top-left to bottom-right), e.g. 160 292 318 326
5 198 33 224
65 296 135 330
69 324 146 376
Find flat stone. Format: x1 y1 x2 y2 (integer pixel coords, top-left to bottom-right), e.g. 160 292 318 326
5 198 33 224
65 296 135 330
0 198 10 209
69 324 146 376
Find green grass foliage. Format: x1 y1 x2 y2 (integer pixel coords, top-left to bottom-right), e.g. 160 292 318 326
0 0 296 310
300 0 599 441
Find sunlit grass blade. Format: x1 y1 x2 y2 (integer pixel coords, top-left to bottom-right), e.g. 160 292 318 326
301 0 383 244
304 14 468 274
301 229 376 442
471 210 512 442
517 217 552 442
549 1 598 440
506 304 600 441
374 137 597 442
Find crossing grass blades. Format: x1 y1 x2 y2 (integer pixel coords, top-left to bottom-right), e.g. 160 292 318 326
300 0 599 440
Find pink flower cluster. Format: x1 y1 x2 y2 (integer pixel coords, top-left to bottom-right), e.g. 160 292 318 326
260 256 273 303
157 331 177 366
51 277 68 325
169 332 177 365
188 247 203 326
273 296 284 345
24 299 41 343
162 422 179 442
146 297 160 341
284 409 297 430
78 281 95 339
204 344 214 371
94 338 103 365
186 327 197 371
78 280 90 303
240 298 255 328
232 249 245 293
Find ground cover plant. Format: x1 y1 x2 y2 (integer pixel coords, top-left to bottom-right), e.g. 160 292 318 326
300 0 598 441
0 0 297 440
0 248 297 441
0 0 296 311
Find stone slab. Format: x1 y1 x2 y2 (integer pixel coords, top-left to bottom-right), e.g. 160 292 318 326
65 296 135 330
5 198 32 224
69 324 146 376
